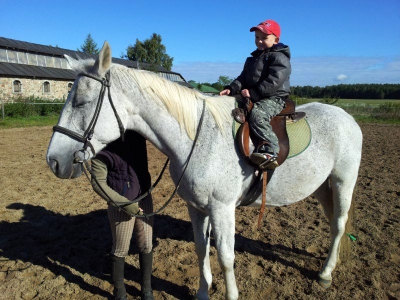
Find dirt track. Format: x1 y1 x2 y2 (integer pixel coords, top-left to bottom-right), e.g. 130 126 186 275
0 124 399 299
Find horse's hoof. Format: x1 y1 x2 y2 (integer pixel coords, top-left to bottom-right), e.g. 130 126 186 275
317 276 332 289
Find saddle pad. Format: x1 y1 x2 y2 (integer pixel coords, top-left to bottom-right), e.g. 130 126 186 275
232 117 311 159
286 118 311 158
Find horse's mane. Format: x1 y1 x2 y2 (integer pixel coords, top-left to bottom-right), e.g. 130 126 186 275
72 58 233 140
112 64 233 140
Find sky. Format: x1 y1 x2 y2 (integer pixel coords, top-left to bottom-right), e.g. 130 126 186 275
1 0 399 87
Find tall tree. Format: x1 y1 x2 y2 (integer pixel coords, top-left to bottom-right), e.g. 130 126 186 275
126 33 173 71
214 75 233 91
78 34 99 54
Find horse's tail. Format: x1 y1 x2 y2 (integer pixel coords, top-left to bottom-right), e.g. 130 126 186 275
339 192 355 263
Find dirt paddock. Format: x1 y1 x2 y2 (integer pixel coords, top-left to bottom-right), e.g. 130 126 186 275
0 123 399 299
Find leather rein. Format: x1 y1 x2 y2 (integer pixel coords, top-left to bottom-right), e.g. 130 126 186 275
53 71 206 218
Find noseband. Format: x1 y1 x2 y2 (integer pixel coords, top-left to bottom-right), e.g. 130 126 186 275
53 71 125 158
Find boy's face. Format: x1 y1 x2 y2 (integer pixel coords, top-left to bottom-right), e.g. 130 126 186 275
254 30 279 50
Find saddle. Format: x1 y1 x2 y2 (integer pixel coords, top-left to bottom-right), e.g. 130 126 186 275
233 96 306 168
233 96 306 227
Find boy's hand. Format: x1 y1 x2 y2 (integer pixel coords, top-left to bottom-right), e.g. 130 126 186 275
219 89 231 96
241 89 251 98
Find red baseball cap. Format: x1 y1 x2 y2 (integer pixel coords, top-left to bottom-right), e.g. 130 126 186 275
250 20 281 38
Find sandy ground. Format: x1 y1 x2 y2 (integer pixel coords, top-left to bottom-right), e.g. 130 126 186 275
0 123 399 300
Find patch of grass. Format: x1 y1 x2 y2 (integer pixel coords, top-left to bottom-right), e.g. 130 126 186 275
0 115 59 129
353 115 400 124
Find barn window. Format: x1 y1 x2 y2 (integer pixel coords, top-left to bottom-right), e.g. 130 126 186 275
37 55 46 67
61 58 70 69
43 81 50 93
27 53 38 66
46 56 55 68
13 80 22 93
0 49 7 62
54 57 62 68
17 51 28 64
7 50 17 63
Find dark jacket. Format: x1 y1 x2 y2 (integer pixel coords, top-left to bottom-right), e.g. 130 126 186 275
227 43 291 102
102 131 151 191
96 149 141 201
92 131 151 203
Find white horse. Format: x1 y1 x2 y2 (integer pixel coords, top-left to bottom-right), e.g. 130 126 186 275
46 42 362 300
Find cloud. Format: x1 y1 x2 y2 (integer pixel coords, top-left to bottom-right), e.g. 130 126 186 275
335 74 348 81
173 55 400 87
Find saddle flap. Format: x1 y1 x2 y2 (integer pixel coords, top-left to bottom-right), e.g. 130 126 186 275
236 116 289 166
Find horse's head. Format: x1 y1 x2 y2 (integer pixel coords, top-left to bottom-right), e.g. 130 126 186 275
46 42 128 179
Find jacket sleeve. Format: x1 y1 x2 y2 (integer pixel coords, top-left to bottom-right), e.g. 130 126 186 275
249 52 291 101
91 157 140 214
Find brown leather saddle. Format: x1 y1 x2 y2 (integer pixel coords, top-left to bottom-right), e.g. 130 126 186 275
234 96 306 167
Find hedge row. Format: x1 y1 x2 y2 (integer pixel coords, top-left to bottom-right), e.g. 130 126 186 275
1 101 64 117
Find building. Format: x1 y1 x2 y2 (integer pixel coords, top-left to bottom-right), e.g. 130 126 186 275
0 37 190 102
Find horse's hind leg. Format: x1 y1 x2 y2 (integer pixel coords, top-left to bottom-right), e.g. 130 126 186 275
313 177 333 224
316 172 357 288
187 205 212 300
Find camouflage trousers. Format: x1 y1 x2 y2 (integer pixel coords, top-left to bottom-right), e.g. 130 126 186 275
249 96 286 155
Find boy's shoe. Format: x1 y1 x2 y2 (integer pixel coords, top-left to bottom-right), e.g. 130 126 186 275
250 152 279 169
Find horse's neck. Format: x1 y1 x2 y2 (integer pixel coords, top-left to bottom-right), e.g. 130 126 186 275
128 95 198 161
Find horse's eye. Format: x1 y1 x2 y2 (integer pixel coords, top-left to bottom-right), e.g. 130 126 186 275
74 101 88 108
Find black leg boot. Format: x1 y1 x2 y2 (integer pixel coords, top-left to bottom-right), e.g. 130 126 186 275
111 255 127 300
139 251 154 300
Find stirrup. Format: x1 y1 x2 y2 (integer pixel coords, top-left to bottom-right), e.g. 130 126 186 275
250 153 279 170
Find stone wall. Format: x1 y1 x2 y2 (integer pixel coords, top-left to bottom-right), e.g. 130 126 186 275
0 77 73 102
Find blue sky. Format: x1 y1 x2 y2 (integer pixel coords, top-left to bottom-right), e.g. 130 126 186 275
1 0 399 87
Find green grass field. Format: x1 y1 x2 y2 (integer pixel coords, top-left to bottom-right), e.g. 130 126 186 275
0 115 59 129
295 98 400 106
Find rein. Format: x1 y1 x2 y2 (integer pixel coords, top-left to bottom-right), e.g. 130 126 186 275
53 70 207 218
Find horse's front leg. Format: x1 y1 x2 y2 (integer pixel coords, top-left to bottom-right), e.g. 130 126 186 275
187 205 212 300
209 204 238 300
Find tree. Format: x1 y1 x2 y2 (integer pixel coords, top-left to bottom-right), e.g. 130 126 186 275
78 34 99 54
218 76 233 87
126 33 173 71
213 75 233 91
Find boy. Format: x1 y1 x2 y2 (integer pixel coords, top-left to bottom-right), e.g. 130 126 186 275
220 19 291 168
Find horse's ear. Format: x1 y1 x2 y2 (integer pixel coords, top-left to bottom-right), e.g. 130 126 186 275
94 41 112 76
64 55 79 70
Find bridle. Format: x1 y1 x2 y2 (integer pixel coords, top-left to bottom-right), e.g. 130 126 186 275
52 70 206 218
53 71 125 158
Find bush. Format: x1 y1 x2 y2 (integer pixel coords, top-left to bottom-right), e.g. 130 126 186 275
372 103 400 119
1 97 64 117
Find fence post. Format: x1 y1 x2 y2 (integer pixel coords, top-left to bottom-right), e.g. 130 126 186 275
1 99 4 120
